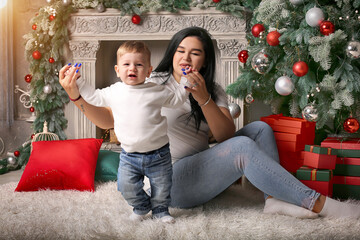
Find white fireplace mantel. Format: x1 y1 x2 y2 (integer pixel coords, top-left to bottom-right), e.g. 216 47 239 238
65 8 247 139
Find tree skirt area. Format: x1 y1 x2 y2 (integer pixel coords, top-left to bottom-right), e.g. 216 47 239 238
1 181 360 240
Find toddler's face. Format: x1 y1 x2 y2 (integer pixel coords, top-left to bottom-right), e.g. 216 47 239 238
114 52 152 85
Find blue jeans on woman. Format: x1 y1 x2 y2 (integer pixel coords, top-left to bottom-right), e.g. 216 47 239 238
170 121 320 211
117 143 172 218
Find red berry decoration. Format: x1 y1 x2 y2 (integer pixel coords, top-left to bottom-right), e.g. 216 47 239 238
343 117 360 133
49 57 55 63
319 20 335 36
32 24 37 30
25 74 32 83
49 15 55 21
131 14 141 24
292 61 309 77
266 30 281 46
32 50 42 60
14 150 20 157
30 106 35 112
213 0 221 2
31 134 35 139
251 24 265 38
238 50 249 63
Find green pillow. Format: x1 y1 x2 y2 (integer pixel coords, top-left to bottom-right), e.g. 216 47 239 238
95 150 120 182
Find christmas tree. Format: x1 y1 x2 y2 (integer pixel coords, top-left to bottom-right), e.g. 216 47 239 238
226 0 360 137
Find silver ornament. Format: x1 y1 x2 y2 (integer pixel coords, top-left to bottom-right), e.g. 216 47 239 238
7 156 18 169
275 76 294 96
290 0 304 5
62 0 71 6
346 40 360 59
229 103 241 119
251 51 272 74
302 104 318 122
43 84 52 94
245 94 254 104
96 3 105 13
197 0 204 3
305 7 324 27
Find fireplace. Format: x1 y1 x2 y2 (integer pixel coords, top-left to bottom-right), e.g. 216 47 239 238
64 8 248 139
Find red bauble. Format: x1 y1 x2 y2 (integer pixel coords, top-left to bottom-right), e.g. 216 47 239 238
319 20 335 36
213 0 221 2
25 74 32 83
238 50 249 63
31 134 35 139
49 15 55 21
292 61 309 77
49 57 55 63
32 24 37 30
343 117 360 133
251 24 265 38
266 30 281 46
14 150 20 157
30 106 35 112
131 15 141 24
32 50 42 60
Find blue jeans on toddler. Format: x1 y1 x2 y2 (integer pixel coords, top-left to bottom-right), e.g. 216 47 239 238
117 143 172 218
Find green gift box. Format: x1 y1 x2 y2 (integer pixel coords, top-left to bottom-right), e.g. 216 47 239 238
296 167 333 181
304 145 337 155
321 138 360 158
333 176 360 200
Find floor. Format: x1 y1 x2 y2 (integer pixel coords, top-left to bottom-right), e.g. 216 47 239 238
0 170 23 185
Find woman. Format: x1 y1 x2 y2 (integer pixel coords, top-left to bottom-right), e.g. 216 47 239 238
59 27 360 219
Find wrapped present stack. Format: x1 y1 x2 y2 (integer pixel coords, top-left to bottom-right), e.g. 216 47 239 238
295 145 337 197
261 114 316 173
321 137 360 200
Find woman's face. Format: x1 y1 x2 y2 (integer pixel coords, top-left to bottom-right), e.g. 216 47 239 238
172 36 206 82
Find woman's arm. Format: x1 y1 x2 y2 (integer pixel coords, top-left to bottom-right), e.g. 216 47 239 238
183 69 235 142
59 64 114 129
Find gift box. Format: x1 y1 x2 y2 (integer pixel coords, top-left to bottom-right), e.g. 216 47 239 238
296 167 333 197
303 145 337 170
279 151 303 173
321 138 360 158
333 176 360 200
277 140 306 152
334 157 360 177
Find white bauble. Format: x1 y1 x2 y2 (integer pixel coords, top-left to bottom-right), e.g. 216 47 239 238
346 40 360 59
275 76 294 96
305 7 324 27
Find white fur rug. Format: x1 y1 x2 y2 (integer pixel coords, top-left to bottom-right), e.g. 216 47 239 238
1 181 360 240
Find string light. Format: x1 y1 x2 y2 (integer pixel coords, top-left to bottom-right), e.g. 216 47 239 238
0 0 7 9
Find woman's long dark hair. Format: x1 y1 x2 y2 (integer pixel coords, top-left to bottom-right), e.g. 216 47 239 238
154 26 217 131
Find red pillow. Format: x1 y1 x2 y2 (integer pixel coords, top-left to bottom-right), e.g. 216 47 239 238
15 138 103 192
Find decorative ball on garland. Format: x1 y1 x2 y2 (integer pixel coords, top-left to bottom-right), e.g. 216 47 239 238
49 57 55 63
305 6 324 27
131 14 141 24
275 76 294 96
251 51 272 74
266 30 281 46
25 74 32 83
251 24 265 38
6 156 18 170
292 61 308 77
346 40 360 59
229 103 241 119
30 106 35 113
302 104 318 122
245 93 254 104
343 117 359 133
43 84 52 94
14 150 20 157
238 50 248 63
319 20 335 36
96 2 105 13
49 15 55 21
32 24 37 30
32 50 42 60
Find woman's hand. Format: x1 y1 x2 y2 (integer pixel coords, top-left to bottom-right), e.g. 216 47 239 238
182 67 210 105
59 63 82 99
